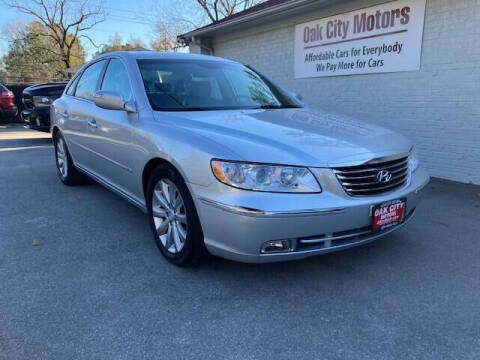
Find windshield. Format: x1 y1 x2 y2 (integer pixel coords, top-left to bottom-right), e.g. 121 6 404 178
137 59 302 111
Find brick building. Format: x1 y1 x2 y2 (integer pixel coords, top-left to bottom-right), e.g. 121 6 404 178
180 0 480 184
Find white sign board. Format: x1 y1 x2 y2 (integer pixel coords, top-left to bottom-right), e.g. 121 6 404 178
294 0 426 78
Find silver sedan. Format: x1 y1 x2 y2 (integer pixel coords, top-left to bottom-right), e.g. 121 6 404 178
51 51 429 266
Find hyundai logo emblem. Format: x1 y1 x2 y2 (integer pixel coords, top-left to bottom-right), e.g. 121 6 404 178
376 170 392 183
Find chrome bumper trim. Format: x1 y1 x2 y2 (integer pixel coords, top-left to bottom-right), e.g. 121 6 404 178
260 212 415 258
300 229 371 244
414 173 430 194
198 197 346 218
299 209 415 245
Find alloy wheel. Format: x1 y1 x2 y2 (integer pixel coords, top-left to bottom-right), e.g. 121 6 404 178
56 138 68 178
152 179 188 254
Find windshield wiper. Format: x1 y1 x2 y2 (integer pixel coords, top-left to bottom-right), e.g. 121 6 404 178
255 104 302 109
151 84 186 109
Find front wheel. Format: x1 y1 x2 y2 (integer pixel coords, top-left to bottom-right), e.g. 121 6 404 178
147 165 205 266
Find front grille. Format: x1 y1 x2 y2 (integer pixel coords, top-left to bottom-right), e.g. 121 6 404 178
22 95 34 109
333 156 409 196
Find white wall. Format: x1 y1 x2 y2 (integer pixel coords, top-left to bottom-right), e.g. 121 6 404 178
210 0 480 184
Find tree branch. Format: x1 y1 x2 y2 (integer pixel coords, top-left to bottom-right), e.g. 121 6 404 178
5 0 105 69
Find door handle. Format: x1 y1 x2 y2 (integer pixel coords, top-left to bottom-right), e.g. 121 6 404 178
87 119 97 128
62 111 69 118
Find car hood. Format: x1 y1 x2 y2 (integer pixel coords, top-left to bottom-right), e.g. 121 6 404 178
154 108 412 167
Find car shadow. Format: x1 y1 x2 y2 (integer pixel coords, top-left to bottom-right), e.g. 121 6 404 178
78 163 424 287
35 134 434 292
200 233 401 273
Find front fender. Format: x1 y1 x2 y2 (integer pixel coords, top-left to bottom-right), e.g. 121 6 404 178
136 118 243 189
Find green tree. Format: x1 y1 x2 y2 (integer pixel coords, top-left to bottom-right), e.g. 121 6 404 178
2 21 85 82
6 0 105 75
95 33 147 55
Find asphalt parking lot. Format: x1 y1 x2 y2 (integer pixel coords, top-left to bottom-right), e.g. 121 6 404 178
1 124 479 360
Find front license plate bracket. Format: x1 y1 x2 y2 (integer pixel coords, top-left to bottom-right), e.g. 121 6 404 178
372 198 406 231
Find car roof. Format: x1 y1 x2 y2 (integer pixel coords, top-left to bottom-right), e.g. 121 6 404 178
94 51 235 64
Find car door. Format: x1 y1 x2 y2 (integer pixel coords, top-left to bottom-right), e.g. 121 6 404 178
82 57 138 195
63 60 107 168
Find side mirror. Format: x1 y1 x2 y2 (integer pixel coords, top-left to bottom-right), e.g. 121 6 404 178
93 90 136 113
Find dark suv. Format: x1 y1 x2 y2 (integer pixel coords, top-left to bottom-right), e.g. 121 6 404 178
22 82 67 132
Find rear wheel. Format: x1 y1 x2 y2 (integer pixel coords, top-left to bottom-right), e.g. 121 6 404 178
54 131 85 185
147 165 205 266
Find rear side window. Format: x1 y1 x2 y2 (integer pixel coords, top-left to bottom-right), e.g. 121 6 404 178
101 58 132 101
75 60 106 100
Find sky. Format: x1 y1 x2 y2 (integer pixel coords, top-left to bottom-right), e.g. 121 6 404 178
0 0 190 60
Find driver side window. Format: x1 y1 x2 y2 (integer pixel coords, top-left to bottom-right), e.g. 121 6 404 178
101 58 132 101
75 60 106 100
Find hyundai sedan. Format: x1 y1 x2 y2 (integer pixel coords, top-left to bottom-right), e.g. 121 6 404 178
51 51 429 266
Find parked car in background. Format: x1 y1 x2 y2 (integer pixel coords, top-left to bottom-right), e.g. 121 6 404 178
51 51 429 266
22 82 67 132
0 83 18 121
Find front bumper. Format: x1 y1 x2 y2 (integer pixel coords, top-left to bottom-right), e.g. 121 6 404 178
0 106 18 120
191 167 430 263
21 108 51 132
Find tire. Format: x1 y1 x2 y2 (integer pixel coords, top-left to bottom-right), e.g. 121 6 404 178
146 164 205 266
53 131 85 186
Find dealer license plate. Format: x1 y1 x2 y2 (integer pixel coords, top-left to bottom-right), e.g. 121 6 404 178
372 198 406 231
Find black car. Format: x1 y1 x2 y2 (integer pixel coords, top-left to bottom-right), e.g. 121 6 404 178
21 82 68 132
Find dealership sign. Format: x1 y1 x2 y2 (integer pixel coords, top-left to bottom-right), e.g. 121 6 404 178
294 0 426 78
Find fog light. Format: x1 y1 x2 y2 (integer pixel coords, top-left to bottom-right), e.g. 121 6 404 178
260 239 295 253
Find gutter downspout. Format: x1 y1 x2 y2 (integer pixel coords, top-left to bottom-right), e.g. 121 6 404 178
193 37 214 55
178 36 214 55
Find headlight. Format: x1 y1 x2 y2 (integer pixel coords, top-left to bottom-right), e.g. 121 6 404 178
33 96 52 107
408 147 419 173
211 160 321 193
